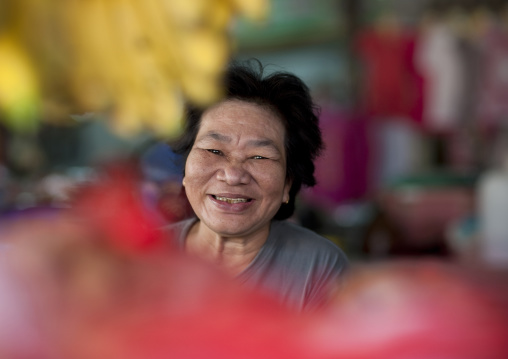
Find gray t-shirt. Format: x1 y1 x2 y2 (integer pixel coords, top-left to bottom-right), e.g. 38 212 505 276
165 217 348 312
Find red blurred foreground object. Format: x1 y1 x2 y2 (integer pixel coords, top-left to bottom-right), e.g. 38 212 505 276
69 164 169 254
0 167 506 359
306 260 508 359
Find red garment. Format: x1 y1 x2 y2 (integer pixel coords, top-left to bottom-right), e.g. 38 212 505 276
355 28 424 124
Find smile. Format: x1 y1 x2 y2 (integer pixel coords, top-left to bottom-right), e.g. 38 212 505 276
213 195 252 204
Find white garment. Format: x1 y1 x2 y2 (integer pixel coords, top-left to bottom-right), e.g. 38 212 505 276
415 22 464 132
369 118 424 189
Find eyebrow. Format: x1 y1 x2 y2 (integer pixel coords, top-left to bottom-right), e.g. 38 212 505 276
198 132 231 143
198 131 282 154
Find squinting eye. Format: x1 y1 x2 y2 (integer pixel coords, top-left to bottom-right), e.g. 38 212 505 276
207 149 223 156
252 155 268 160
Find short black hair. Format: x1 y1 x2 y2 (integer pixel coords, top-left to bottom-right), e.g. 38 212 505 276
171 59 323 220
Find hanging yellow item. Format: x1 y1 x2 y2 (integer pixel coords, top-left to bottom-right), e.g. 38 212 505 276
0 0 269 138
0 36 40 133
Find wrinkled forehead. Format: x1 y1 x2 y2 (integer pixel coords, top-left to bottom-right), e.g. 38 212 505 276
198 99 286 139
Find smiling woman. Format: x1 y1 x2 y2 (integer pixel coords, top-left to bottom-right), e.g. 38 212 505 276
184 100 289 239
165 60 348 312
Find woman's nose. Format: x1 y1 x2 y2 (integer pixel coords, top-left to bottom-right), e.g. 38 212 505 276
216 161 251 185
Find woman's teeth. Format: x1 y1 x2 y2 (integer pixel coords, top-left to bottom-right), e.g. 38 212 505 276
215 196 249 204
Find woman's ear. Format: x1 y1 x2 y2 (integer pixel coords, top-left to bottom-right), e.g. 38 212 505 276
182 177 186 187
282 178 292 203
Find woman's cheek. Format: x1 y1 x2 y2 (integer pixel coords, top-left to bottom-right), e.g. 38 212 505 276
185 153 216 184
249 161 285 183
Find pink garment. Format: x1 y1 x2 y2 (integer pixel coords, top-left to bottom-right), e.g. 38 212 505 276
302 108 369 209
355 28 424 124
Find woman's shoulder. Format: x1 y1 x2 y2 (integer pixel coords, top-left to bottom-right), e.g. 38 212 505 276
269 220 347 262
161 217 197 248
163 217 196 231
258 220 348 311
271 220 339 247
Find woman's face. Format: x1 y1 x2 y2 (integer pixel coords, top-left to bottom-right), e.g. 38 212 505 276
183 99 291 238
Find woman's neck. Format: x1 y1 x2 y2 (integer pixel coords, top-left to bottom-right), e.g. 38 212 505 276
184 220 269 275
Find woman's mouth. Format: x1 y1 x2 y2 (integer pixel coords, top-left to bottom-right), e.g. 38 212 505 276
212 195 252 204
